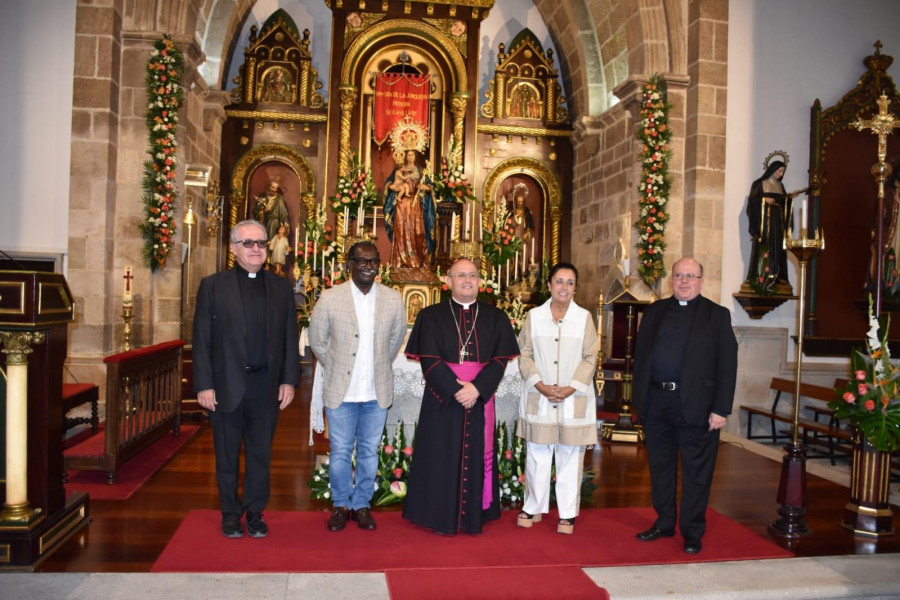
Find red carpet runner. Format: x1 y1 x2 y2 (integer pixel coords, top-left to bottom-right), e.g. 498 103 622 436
152 506 792 572
386 565 609 600
65 425 200 500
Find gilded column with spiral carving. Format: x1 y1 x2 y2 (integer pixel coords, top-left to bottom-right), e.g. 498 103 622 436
300 59 311 106
545 77 557 124
450 92 469 163
550 206 561 265
494 72 506 119
243 58 257 104
0 330 46 523
337 85 359 258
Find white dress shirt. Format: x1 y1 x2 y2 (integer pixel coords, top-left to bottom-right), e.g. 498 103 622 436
343 282 377 402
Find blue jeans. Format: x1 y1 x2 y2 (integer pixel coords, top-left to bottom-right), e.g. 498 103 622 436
325 400 387 510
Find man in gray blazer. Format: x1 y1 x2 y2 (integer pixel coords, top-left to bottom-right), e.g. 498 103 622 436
193 219 300 539
309 241 407 531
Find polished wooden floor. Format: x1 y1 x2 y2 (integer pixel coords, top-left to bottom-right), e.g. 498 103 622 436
39 367 900 572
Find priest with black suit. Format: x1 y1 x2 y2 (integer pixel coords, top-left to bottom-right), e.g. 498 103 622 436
193 219 300 539
632 257 738 555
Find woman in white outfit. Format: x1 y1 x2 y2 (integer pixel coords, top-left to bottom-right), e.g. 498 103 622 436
516 262 598 534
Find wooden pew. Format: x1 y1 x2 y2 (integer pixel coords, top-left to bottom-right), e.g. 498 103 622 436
64 340 185 483
62 382 99 434
740 377 852 464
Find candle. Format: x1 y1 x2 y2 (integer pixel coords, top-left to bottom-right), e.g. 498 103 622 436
451 213 457 241
331 258 335 283
505 259 510 288
123 265 133 303
531 237 535 264
801 197 808 233
514 249 519 277
322 247 327 274
357 203 363 235
623 258 630 276
304 232 308 260
343 207 349 236
312 241 317 271
294 227 299 256
372 206 378 237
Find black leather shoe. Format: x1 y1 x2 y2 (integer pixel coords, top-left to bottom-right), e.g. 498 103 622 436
351 507 377 530
247 513 268 538
635 527 675 541
683 537 702 554
221 514 243 538
327 507 350 531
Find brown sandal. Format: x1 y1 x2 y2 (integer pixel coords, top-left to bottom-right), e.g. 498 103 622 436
557 517 575 535
517 511 542 528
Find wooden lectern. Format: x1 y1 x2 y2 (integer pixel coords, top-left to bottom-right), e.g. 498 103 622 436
0 271 89 569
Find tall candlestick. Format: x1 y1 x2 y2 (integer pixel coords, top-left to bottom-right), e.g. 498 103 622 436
343 207 349 236
304 232 309 260
372 207 378 237
331 258 335 283
505 260 510 288
322 247 327 274
514 249 519 278
531 237 536 264
357 203 363 235
312 241 317 271
623 258 630 276
451 213 457 241
123 265 134 304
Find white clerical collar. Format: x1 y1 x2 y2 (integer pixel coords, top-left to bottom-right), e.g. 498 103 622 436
248 272 257 278
453 298 475 310
678 300 687 306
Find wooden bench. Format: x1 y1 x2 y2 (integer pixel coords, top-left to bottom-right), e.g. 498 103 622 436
741 377 852 464
64 340 185 484
62 382 99 434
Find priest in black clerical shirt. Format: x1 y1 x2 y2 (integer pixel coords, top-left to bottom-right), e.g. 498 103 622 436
632 257 738 555
193 219 299 540
403 258 519 534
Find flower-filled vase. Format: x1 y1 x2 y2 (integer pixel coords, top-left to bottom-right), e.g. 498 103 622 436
842 426 894 537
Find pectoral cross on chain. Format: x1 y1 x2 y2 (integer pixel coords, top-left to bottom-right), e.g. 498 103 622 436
853 92 900 166
459 349 469 363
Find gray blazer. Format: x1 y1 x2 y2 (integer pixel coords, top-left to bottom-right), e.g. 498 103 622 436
308 281 407 409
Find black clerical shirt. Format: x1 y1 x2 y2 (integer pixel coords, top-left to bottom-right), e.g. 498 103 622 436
235 265 268 369
648 296 699 383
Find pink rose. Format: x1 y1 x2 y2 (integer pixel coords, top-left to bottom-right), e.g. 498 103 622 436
402 446 413 457
858 383 868 395
855 370 867 381
843 392 856 404
383 444 394 455
504 450 512 460
392 468 403 480
864 399 876 412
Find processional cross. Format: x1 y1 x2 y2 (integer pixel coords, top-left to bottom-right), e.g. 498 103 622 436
853 91 900 315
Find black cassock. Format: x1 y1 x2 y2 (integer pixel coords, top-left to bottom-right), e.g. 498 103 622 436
402 299 519 534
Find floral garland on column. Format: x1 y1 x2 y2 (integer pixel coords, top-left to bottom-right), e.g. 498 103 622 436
139 35 184 271
634 74 672 288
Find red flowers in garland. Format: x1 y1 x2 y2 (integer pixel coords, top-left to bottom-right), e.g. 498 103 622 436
140 35 184 271
634 75 672 288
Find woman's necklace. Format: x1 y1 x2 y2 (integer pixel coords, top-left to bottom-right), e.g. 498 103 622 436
449 299 479 363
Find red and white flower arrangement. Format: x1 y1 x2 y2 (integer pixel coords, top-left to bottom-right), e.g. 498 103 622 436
140 34 184 271
634 74 672 288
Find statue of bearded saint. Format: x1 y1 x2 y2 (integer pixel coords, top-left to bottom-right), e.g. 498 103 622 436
505 185 535 244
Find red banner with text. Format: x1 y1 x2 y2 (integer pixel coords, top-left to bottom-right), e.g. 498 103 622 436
373 73 430 146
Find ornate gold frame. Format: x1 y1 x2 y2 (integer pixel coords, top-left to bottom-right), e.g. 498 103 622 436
337 19 468 178
226 143 317 267
482 157 563 267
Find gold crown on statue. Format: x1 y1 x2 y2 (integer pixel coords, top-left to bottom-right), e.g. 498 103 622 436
763 149 790 170
389 115 429 156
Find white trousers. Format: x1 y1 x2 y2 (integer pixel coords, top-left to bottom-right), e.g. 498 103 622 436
522 442 586 520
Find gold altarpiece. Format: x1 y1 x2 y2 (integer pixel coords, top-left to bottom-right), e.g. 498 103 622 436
216 5 573 315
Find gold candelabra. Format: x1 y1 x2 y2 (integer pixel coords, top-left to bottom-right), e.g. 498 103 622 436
769 222 823 539
122 303 134 352
450 239 482 262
